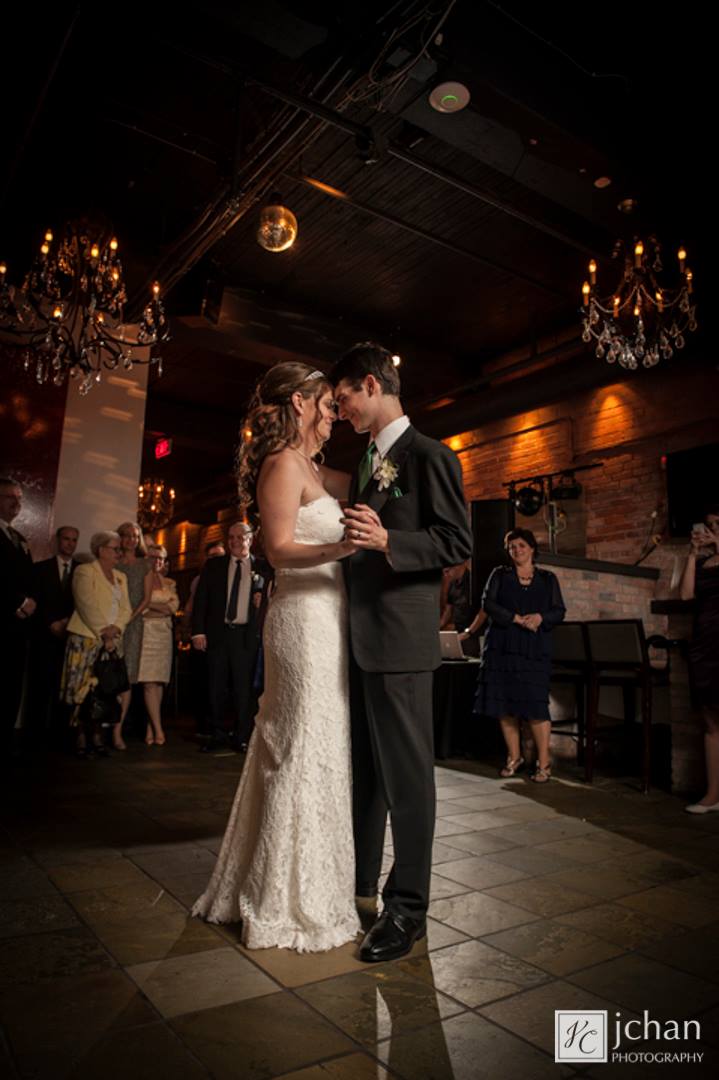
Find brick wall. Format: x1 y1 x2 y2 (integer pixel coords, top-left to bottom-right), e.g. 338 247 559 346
541 564 664 636
447 364 719 595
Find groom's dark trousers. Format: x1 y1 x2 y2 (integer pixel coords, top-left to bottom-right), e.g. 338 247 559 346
346 425 472 921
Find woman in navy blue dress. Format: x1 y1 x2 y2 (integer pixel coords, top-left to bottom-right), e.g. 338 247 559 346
474 529 565 782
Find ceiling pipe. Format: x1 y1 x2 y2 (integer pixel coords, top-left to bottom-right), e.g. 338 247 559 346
250 75 597 256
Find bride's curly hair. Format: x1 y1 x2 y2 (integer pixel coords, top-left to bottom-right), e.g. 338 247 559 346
236 362 332 523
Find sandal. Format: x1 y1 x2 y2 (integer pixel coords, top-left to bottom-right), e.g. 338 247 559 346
145 732 155 746
499 756 525 778
154 735 166 747
531 764 552 783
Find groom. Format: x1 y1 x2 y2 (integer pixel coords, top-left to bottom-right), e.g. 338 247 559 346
332 343 473 962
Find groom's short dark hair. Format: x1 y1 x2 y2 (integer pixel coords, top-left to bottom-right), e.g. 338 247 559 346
332 342 401 396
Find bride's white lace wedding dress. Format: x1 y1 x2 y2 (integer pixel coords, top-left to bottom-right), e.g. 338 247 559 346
192 495 360 951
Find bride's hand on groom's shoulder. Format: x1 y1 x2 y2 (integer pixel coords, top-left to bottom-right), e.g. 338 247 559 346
341 504 390 554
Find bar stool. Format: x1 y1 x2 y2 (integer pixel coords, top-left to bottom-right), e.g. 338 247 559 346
550 622 591 763
584 619 652 793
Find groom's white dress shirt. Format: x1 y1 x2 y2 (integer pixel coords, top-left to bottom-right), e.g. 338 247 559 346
369 415 410 471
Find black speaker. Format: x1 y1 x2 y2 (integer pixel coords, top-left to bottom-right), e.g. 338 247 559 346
665 442 719 537
470 498 515 613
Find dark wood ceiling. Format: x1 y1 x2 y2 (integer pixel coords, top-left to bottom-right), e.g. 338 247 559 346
2 1 709 516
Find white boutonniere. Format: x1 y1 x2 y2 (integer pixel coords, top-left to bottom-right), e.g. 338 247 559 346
373 457 400 491
251 572 264 589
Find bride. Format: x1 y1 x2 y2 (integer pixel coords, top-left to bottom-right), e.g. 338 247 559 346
192 362 361 951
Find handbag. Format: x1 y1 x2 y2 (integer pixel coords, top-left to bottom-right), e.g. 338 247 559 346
93 647 130 696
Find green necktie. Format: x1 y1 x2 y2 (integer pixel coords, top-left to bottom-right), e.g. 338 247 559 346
358 442 376 492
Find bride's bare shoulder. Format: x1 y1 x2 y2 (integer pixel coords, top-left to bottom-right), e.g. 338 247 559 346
258 449 304 492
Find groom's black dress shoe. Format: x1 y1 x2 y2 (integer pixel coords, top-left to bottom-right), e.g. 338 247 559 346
359 911 426 963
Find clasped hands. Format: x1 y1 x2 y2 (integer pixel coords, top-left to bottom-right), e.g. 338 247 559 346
340 504 389 554
514 612 542 632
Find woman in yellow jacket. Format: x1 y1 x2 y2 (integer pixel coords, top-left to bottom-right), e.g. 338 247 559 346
62 531 132 756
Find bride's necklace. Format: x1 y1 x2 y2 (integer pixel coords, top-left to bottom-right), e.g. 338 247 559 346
291 446 320 473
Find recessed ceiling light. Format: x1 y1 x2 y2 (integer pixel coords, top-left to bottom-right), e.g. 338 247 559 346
429 81 470 113
594 176 612 189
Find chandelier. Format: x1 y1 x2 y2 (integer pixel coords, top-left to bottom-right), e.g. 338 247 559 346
138 479 176 533
0 221 170 394
581 236 697 370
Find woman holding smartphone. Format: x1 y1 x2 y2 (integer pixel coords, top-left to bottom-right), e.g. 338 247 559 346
680 508 719 813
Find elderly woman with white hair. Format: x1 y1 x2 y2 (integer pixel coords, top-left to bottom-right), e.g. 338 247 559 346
61 531 132 757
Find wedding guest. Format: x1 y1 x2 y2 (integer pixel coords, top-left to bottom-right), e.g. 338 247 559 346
31 525 79 740
680 508 719 813
440 561 472 630
115 522 148 746
137 544 179 746
474 528 566 782
191 521 264 752
62 531 131 758
0 478 37 759
183 540 226 736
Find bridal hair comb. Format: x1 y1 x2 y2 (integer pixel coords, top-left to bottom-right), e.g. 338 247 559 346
304 369 325 381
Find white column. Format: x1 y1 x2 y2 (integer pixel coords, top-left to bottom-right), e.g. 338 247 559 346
53 353 149 553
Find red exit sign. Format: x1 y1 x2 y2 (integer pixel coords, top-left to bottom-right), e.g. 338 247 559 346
155 436 172 460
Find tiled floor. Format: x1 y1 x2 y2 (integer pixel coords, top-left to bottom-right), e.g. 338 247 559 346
2 737 719 1079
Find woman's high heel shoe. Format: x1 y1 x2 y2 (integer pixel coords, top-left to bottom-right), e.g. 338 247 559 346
145 732 155 746
154 735 166 747
499 756 525 778
531 764 552 783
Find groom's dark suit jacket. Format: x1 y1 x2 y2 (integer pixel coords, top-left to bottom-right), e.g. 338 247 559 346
346 425 472 672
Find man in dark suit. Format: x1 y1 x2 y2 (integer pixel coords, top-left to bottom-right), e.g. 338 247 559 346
332 343 473 962
0 478 37 760
30 525 79 740
191 521 263 752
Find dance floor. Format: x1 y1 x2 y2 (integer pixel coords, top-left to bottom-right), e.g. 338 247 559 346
2 734 719 1078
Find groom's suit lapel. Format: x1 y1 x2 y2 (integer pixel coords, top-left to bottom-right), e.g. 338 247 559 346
362 426 415 515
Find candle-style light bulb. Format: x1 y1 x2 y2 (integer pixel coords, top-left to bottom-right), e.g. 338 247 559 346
40 243 49 255
613 295 620 318
44 230 53 243
655 290 664 313
110 238 118 251
90 244 100 259
634 241 644 267
0 263 6 275
152 282 160 296
686 268 693 294
582 281 590 305
588 259 597 285
678 247 687 272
